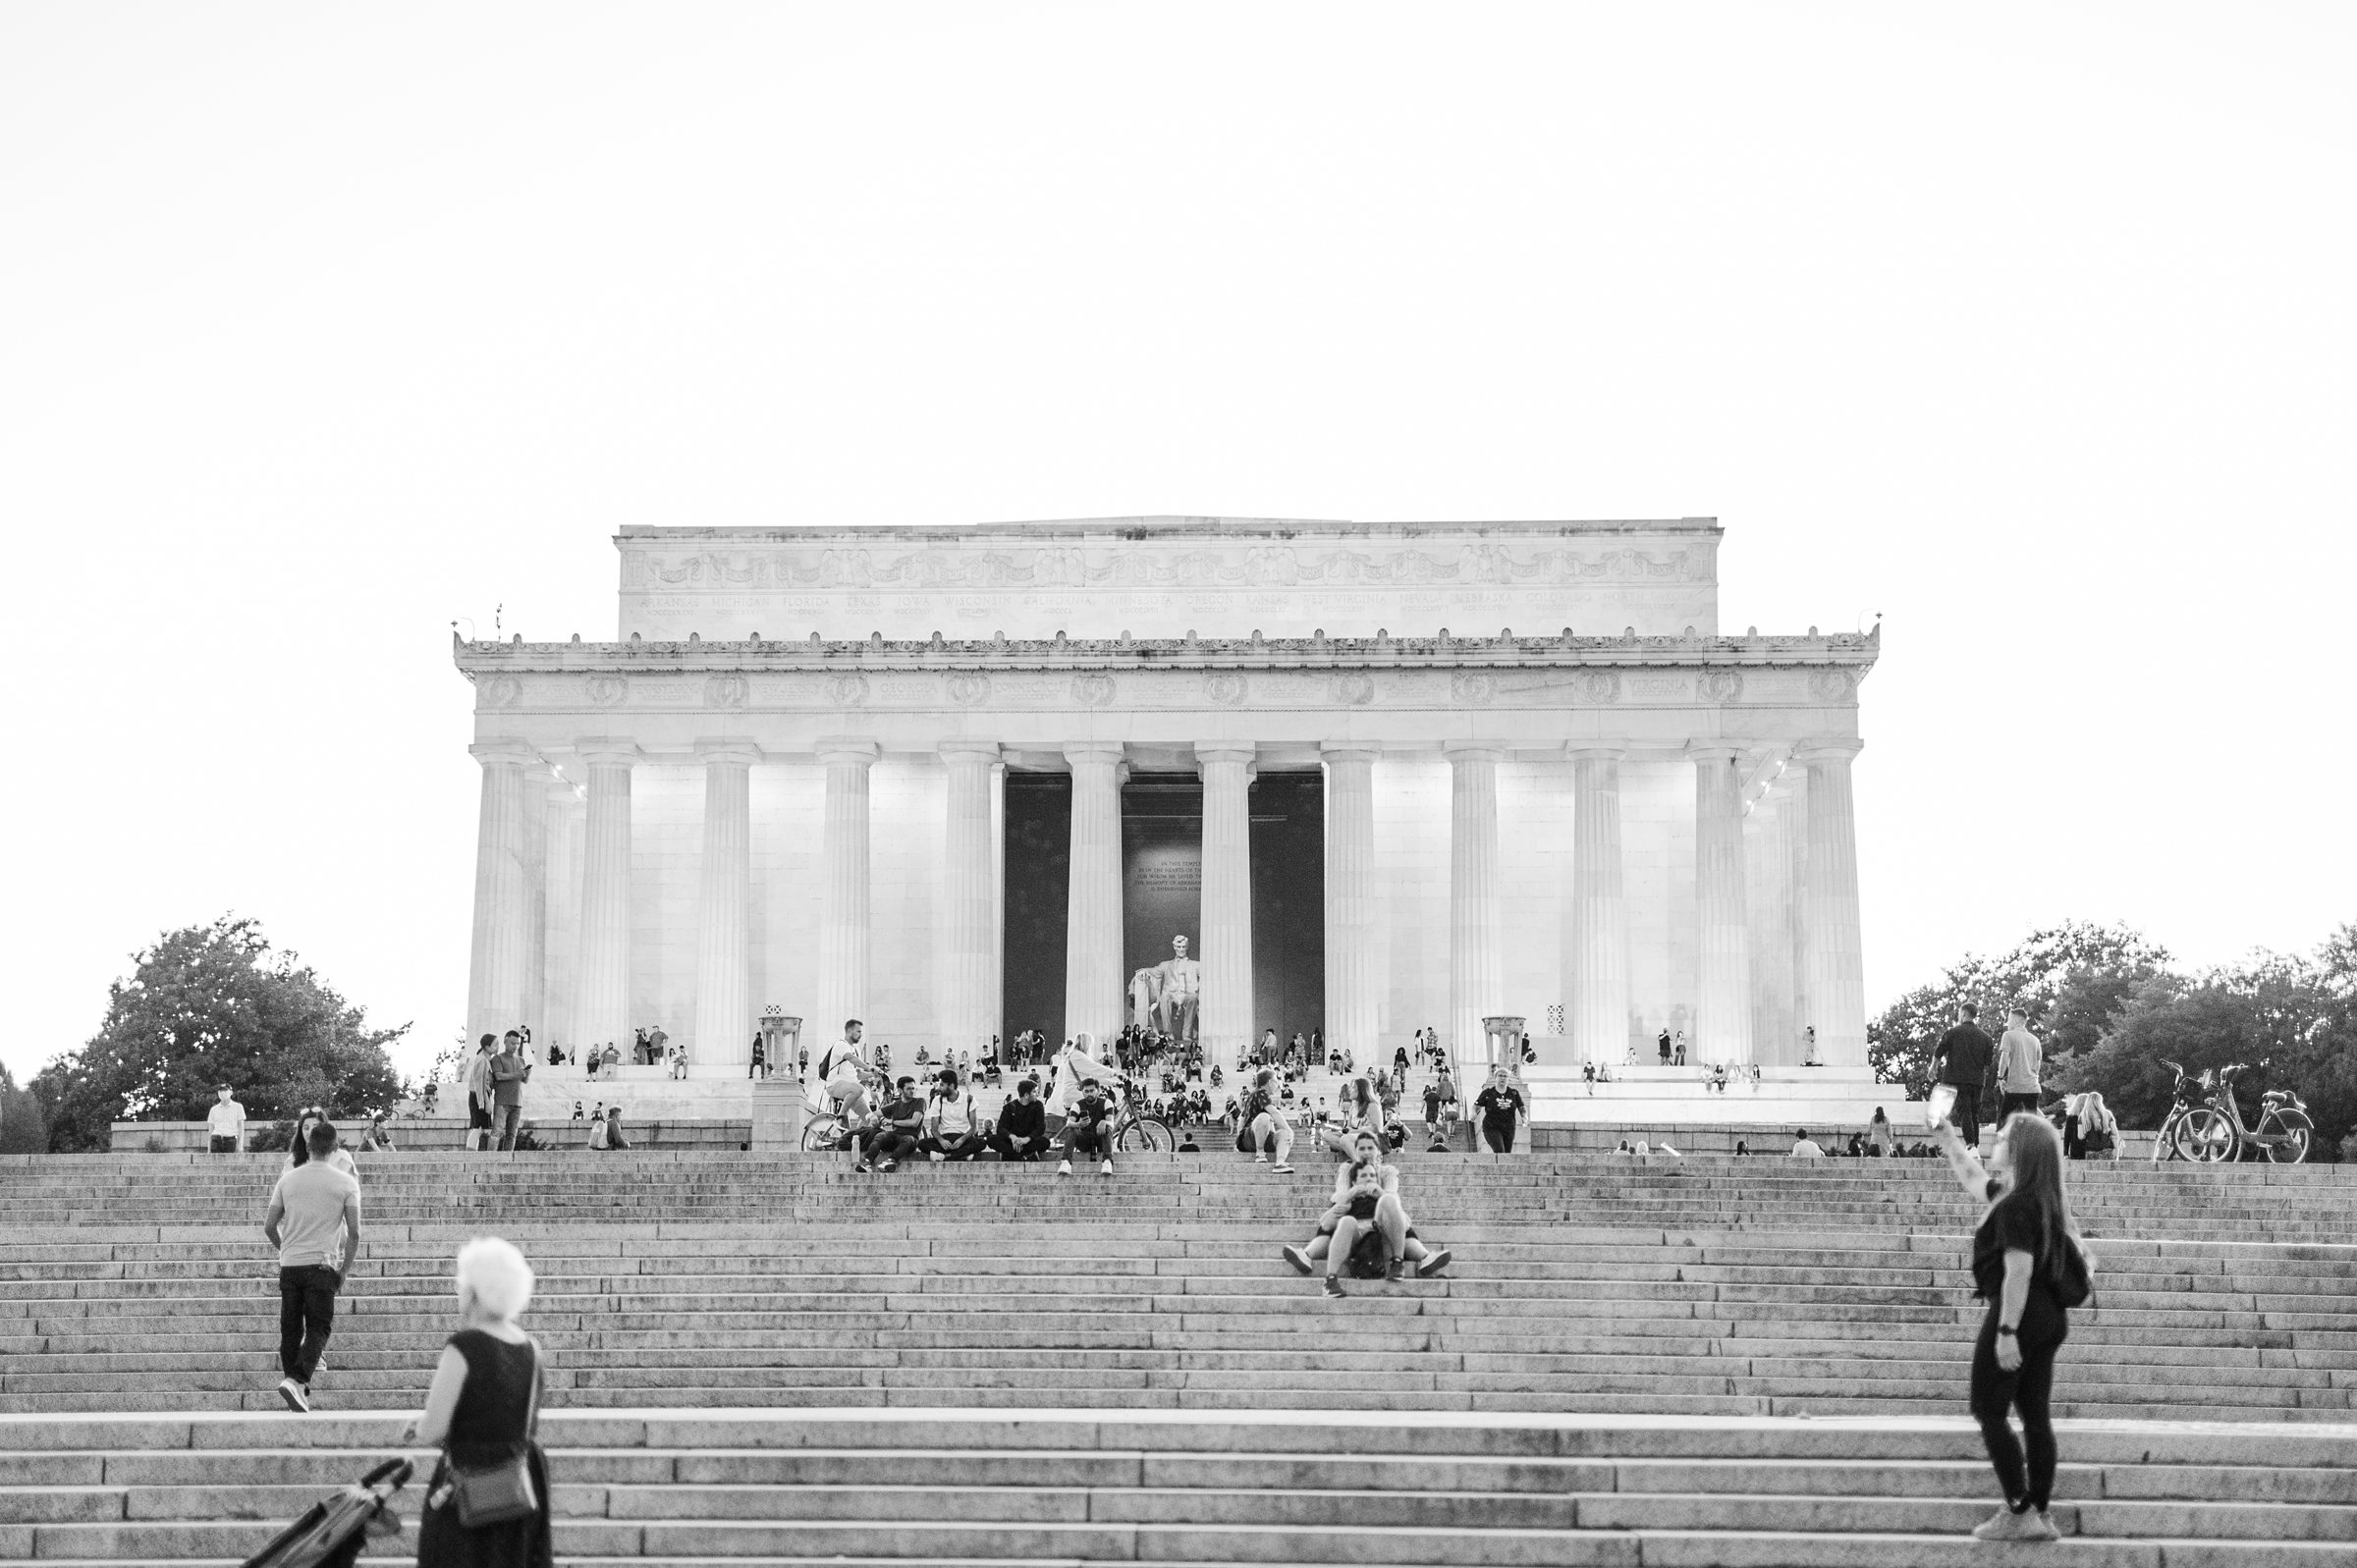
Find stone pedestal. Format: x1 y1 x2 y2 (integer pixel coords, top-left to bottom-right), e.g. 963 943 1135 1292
750 1075 805 1149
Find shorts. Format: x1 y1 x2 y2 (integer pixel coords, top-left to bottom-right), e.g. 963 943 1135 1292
824 1075 863 1104
467 1103 493 1130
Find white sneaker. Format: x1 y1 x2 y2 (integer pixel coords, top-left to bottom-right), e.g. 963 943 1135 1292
1100 1160 1113 1176
1058 1161 1072 1176
1272 1162 1294 1173
1254 1153 1267 1163
1972 1507 2056 1542
276 1378 308 1413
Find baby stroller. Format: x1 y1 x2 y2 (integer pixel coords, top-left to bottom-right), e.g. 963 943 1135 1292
240 1457 412 1568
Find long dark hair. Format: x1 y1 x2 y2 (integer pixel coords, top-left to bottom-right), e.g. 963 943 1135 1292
1994 1112 2080 1264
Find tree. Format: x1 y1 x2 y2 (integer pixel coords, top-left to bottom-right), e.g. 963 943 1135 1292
1868 921 2169 1097
31 917 408 1153
0 1062 48 1155
2056 940 2357 1158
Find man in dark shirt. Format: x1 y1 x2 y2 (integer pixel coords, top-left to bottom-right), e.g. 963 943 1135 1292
1931 1002 1997 1152
489 1030 531 1152
1060 1077 1116 1176
992 1077 1048 1162
856 1076 925 1173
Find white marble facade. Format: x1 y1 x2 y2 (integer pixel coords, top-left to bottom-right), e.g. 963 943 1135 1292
459 516 1875 1089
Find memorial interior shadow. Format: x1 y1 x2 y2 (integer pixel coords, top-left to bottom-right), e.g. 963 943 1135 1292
1002 770 1324 1051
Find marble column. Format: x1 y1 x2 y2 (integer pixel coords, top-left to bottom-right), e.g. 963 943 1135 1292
1321 745 1381 1074
1796 738 1866 1068
692 740 761 1071
1062 744 1126 1046
1688 742 1752 1067
571 741 640 1056
1784 768 1813 1064
1446 744 1505 1073
1196 742 1257 1072
540 779 581 1054
815 739 878 1048
520 771 548 1039
466 740 539 1044
942 744 1002 1058
1743 779 1796 1065
1567 746 1631 1066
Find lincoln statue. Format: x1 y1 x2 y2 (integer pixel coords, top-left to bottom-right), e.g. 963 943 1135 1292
1155 935 1201 1045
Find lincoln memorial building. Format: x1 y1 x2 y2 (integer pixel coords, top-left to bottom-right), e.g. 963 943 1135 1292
454 516 1883 1121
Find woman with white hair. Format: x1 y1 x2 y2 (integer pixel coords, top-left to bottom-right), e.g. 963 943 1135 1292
404 1237 551 1568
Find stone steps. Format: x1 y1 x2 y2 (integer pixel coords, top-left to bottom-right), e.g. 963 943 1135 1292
1 1410 2354 1565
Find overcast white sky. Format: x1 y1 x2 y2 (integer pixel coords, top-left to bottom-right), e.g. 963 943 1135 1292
3 2 2350 1089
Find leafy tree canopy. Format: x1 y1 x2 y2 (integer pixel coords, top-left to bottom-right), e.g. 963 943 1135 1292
1868 921 2171 1099
0 1061 48 1155
31 916 408 1152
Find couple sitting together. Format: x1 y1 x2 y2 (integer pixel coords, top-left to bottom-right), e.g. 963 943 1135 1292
1281 1126 1453 1296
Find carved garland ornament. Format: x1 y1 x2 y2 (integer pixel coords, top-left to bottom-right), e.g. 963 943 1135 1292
1808 669 1855 702
483 675 522 708
1699 670 1743 704
1204 672 1248 707
704 674 749 709
1069 673 1116 708
1451 672 1498 708
1573 671 1621 705
1329 673 1375 707
825 674 870 708
585 676 628 708
946 672 992 707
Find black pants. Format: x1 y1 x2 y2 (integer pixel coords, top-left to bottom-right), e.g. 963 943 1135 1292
1969 1300 2067 1512
277 1265 339 1384
918 1133 984 1161
210 1136 239 1154
1999 1092 2042 1127
1946 1084 1983 1150
859 1128 917 1164
1065 1120 1110 1160
991 1131 1045 1162
1482 1116 1516 1155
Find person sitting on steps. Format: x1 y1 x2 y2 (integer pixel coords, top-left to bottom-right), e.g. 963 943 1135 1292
1281 1129 1452 1295
1237 1066 1296 1172
1059 1077 1117 1177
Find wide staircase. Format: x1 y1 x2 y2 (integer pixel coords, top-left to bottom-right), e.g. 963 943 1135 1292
2 1150 2353 1563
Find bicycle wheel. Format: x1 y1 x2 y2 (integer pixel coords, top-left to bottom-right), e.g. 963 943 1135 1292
1117 1116 1174 1155
2175 1107 2237 1163
800 1115 846 1154
2257 1108 2313 1164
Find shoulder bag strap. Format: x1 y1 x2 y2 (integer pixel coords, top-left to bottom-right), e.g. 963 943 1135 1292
522 1337 541 1441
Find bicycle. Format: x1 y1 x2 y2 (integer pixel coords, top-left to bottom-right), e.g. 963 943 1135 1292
2171 1060 2311 1164
1108 1082 1175 1157
799 1067 883 1154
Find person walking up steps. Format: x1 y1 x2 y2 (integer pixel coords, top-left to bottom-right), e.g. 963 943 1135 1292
1934 1108 2094 1542
1931 1002 1996 1151
1996 1006 2045 1128
262 1120 361 1412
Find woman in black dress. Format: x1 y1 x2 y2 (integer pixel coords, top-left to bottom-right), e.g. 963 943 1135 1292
404 1237 552 1568
1934 1110 2091 1542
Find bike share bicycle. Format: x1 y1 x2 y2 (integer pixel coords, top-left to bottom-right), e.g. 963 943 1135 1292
2152 1058 2311 1163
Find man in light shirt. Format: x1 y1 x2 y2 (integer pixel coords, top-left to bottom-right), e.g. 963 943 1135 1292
262 1120 361 1413
1996 1006 2045 1128
1789 1128 1827 1158
205 1086 246 1154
